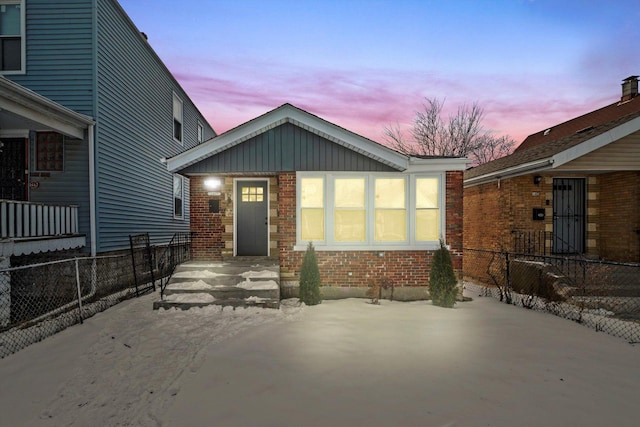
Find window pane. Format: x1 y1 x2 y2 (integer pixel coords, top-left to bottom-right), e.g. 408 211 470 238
375 209 406 241
416 209 439 241
0 4 20 36
335 178 365 208
36 132 64 171
173 176 184 217
301 178 323 208
416 178 439 208
173 94 183 120
1 38 20 70
301 208 324 241
375 178 405 208
335 210 366 242
173 176 183 198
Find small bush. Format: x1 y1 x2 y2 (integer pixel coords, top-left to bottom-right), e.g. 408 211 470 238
299 242 322 305
429 239 458 308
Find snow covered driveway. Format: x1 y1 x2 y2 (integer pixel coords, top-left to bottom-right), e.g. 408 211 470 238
1 292 638 426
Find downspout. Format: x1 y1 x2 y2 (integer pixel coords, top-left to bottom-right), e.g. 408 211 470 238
88 124 97 256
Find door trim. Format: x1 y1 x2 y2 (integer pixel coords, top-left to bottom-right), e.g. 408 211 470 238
233 178 270 256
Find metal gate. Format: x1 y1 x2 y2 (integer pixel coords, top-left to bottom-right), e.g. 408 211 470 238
0 138 27 200
552 178 585 254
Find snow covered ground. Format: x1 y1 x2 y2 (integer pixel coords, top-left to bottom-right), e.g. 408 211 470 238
0 290 638 427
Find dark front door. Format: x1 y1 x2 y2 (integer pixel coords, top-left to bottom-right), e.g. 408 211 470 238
0 138 27 200
236 180 268 256
552 178 585 254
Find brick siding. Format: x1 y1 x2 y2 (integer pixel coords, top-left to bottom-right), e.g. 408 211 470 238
464 171 639 263
600 172 640 262
190 170 465 288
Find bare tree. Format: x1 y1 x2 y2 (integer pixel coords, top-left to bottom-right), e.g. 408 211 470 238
383 97 515 165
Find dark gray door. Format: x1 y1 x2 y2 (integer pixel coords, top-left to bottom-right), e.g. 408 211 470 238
0 138 27 200
553 178 585 254
236 180 268 256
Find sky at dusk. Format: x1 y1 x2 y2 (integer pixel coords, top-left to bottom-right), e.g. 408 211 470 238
118 0 639 146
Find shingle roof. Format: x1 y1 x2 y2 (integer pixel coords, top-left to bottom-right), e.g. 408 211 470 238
464 107 640 181
516 96 640 152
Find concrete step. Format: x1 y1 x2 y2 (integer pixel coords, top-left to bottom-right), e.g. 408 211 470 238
153 296 280 310
154 258 281 310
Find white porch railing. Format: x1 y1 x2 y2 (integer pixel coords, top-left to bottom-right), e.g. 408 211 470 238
1 200 79 239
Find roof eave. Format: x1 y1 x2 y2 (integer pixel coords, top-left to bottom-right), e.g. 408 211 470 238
0 77 94 139
168 104 409 173
552 115 640 168
407 157 471 172
464 158 554 187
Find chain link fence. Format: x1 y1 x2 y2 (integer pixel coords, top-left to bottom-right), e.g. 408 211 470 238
0 236 192 359
463 248 640 343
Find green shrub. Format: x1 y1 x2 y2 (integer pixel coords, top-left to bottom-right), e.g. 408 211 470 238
299 242 322 305
429 239 458 308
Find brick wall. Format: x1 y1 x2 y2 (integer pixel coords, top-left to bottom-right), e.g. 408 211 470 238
190 171 465 288
279 171 464 288
464 172 640 262
600 171 640 262
190 176 225 260
463 180 510 251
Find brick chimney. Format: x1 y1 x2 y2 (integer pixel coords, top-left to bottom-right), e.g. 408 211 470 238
621 75 639 102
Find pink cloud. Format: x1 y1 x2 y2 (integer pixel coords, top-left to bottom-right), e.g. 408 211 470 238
171 59 623 148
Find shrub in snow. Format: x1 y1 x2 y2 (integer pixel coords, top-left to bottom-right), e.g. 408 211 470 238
299 242 322 305
429 239 458 308
366 277 394 304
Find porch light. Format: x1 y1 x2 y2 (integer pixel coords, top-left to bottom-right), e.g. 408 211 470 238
204 177 221 190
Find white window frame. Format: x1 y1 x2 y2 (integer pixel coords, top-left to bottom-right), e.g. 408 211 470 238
173 174 184 220
0 0 26 74
172 92 183 145
296 172 445 251
197 121 204 143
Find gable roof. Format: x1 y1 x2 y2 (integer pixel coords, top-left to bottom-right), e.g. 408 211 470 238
465 108 640 186
167 103 409 173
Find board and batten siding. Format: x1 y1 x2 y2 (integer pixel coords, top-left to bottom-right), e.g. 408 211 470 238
7 0 95 116
181 123 397 174
95 0 213 252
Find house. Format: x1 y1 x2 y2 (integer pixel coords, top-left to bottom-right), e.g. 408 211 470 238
167 103 468 299
0 0 215 266
464 76 640 264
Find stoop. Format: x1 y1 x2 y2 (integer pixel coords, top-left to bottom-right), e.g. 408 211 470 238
153 258 280 310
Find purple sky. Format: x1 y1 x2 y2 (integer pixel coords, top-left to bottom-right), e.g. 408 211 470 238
119 0 639 146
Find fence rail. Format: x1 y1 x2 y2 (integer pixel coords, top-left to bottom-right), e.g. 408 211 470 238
1 199 79 239
0 234 193 358
463 248 640 343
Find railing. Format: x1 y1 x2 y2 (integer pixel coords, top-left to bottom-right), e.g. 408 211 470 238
1 200 79 239
512 230 551 256
156 232 194 299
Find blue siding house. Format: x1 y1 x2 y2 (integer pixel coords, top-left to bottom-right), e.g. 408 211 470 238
0 0 215 262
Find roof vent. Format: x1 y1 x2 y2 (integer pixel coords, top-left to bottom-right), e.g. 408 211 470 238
621 76 639 102
576 126 594 134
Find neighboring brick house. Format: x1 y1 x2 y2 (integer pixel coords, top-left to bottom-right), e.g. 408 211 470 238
167 104 468 299
464 76 640 264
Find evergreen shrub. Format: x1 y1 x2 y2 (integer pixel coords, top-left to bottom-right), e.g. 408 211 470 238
429 239 458 308
299 242 322 305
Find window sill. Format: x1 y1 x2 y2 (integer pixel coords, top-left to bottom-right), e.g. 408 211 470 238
293 242 441 252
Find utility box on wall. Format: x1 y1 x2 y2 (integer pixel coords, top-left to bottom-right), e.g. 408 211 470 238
532 208 545 221
209 199 220 213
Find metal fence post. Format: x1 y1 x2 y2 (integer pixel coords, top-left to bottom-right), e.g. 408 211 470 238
75 258 84 324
